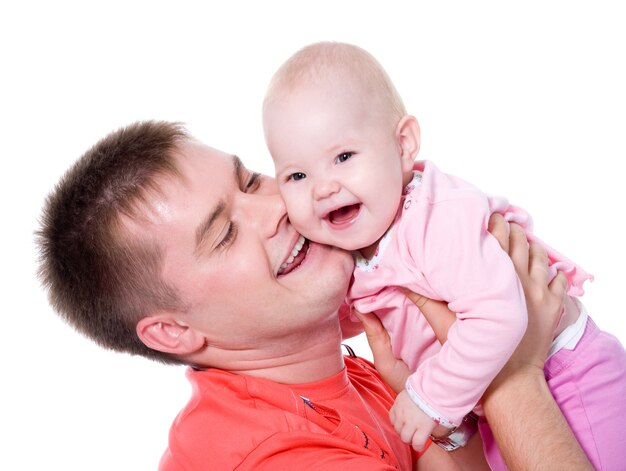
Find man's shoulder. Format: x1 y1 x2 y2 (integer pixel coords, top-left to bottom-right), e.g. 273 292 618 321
160 367 301 469
344 355 388 388
160 358 397 469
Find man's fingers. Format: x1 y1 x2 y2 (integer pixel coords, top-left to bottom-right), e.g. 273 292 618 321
528 241 550 284
508 223 530 276
403 289 455 344
353 309 387 343
403 288 429 308
354 309 408 390
549 271 568 299
353 309 393 362
488 213 510 253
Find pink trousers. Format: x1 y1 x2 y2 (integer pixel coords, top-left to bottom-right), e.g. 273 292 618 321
480 317 626 470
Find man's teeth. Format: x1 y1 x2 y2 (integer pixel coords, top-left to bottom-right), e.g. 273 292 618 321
280 235 305 271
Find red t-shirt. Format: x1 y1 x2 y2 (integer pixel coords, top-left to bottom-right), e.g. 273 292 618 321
159 355 416 470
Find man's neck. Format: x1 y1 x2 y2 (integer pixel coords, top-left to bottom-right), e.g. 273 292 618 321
189 319 347 385
235 339 346 384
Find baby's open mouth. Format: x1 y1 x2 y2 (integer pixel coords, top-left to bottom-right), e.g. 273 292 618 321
278 235 309 275
327 203 361 225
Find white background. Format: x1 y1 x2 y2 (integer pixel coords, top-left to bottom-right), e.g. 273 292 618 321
2 1 624 469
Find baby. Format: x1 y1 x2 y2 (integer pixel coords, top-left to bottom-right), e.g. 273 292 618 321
263 42 626 469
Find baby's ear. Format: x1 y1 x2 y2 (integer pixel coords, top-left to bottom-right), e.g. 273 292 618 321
396 115 420 173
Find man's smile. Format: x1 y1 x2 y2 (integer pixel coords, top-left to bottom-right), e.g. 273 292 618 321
278 234 309 275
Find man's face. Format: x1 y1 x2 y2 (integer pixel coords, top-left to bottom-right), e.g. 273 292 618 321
136 141 353 363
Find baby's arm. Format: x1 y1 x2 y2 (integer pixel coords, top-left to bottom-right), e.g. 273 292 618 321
403 194 528 426
352 294 455 450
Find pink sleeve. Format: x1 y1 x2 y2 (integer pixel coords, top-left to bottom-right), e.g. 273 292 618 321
404 191 528 426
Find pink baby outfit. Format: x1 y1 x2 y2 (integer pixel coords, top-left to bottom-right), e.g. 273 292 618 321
349 160 592 427
347 161 626 469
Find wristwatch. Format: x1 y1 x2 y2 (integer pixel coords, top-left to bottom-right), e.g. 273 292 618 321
430 412 479 451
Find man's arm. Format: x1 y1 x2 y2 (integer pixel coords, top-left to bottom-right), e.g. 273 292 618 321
478 221 592 470
481 371 590 470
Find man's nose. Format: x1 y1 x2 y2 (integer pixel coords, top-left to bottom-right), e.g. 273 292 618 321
313 178 340 201
239 192 287 238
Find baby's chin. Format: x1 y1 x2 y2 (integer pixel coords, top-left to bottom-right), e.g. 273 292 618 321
297 231 356 252
327 233 378 253
297 225 379 252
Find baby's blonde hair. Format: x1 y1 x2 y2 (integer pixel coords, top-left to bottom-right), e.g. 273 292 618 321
263 42 407 126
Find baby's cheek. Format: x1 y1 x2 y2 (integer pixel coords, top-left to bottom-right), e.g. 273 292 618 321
289 212 324 244
291 210 317 234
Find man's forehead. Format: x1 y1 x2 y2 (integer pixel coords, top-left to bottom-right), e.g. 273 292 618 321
175 140 241 177
177 139 229 162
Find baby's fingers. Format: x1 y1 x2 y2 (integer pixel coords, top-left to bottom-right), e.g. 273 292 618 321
411 429 430 453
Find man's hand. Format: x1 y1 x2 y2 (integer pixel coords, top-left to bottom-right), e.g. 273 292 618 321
352 309 410 393
488 217 568 385
389 389 440 451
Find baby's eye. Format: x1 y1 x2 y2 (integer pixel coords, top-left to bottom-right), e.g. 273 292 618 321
336 152 353 164
289 172 307 182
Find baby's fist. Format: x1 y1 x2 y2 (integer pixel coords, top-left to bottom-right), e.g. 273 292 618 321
389 389 437 451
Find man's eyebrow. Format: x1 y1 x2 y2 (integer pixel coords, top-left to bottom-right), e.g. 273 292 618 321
232 154 243 184
194 155 241 254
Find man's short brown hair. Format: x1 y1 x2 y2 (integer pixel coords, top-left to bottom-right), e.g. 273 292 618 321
37 121 189 364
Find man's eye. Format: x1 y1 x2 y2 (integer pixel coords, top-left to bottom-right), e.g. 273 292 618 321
289 172 307 182
217 222 237 249
245 173 261 192
336 152 353 164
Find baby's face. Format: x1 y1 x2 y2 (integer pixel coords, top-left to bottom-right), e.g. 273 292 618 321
264 81 407 252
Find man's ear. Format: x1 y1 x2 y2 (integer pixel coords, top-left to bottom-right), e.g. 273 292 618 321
136 314 206 355
396 115 421 174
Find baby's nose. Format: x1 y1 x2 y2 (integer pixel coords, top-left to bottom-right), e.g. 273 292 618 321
313 179 340 201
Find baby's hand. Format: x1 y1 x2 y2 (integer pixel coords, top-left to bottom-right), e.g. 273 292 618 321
389 389 439 451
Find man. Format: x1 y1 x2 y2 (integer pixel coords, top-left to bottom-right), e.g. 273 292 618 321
37 121 591 469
